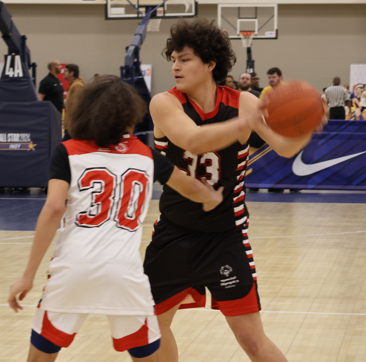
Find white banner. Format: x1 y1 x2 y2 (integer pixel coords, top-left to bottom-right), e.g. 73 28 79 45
141 64 152 93
350 64 366 91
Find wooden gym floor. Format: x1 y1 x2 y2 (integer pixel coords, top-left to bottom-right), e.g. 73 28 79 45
1 194 366 361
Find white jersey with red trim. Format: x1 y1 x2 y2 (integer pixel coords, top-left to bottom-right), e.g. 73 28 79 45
40 135 155 315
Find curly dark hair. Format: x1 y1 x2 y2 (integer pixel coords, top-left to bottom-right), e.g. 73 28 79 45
163 19 236 82
69 75 146 147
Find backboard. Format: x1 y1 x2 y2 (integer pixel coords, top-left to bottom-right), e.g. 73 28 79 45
106 0 197 20
218 4 278 40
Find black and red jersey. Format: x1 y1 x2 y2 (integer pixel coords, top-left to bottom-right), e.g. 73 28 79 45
155 86 250 232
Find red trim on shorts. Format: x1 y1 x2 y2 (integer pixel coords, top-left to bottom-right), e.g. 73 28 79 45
40 311 76 348
178 288 206 310
213 283 260 317
154 288 205 315
113 318 149 352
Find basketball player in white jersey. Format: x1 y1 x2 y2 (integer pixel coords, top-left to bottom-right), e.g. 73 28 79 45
8 75 224 362
143 19 328 362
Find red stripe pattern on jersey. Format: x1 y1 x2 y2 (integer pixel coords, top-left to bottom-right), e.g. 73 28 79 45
233 144 249 226
233 145 257 281
154 139 168 156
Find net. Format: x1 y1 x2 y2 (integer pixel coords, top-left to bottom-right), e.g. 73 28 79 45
239 31 256 48
147 18 162 32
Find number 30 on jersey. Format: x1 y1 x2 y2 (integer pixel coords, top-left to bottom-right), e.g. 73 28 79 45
75 167 149 232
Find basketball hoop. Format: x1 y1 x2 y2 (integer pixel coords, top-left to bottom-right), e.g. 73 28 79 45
147 7 164 32
239 31 256 48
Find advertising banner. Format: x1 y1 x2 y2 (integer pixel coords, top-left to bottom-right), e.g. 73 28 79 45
141 64 152 92
246 120 366 190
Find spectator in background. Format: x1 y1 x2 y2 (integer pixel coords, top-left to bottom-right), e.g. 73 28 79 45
38 60 64 114
224 75 237 90
251 72 263 94
325 77 351 120
260 67 283 99
63 64 85 141
238 72 260 98
321 88 327 102
353 86 362 120
360 84 366 120
344 84 352 120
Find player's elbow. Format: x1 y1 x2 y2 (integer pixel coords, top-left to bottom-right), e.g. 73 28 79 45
185 138 207 155
185 143 201 155
43 200 66 217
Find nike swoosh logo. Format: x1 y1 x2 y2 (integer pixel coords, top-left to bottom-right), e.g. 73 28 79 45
292 150 366 176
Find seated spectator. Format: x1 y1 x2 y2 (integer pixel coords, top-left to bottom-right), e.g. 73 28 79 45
238 72 260 98
251 72 263 94
224 75 237 90
260 67 284 99
352 86 362 120
360 84 366 120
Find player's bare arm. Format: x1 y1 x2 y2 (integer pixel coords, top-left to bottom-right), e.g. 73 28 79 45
151 92 250 155
239 91 315 158
166 166 224 211
8 179 68 312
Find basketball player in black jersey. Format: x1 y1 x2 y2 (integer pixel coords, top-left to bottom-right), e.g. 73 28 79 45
143 20 327 362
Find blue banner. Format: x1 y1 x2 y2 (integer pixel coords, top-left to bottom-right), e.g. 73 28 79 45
246 120 366 190
0 102 61 188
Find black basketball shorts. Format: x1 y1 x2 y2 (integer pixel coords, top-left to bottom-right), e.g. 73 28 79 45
143 214 261 316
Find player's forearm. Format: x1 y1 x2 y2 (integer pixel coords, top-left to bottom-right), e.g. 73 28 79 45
166 168 221 205
254 121 312 158
23 203 65 280
186 117 248 155
179 178 215 203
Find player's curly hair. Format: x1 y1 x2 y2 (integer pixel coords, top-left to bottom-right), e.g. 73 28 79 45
163 19 236 83
69 75 146 147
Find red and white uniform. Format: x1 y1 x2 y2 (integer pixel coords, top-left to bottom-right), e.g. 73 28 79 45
40 135 159 316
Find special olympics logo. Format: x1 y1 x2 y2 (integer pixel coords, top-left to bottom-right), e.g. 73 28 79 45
115 143 128 153
220 265 233 277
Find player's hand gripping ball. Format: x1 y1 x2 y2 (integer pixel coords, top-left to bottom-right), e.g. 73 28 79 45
262 81 325 137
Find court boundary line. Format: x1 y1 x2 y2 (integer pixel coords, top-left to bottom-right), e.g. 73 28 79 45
2 229 366 244
1 304 365 316
0 198 46 201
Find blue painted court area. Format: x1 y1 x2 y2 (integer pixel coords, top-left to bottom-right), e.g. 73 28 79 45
0 191 46 231
0 188 365 231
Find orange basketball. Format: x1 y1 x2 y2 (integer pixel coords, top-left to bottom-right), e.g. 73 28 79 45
262 81 324 137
